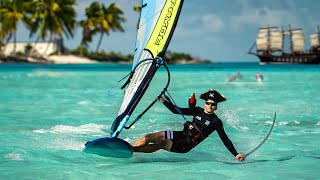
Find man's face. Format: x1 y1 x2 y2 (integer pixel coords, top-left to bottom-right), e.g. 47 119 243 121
204 99 216 114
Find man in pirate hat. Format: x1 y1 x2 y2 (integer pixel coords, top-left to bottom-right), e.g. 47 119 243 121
132 89 245 161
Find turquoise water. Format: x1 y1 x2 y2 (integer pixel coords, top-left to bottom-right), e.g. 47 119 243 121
1 63 319 179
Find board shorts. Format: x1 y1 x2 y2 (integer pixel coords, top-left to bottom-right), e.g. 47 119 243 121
165 130 194 153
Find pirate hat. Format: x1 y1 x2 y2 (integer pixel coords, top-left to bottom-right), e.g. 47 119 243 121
200 89 227 103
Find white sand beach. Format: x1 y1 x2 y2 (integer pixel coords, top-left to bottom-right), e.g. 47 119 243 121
45 55 98 64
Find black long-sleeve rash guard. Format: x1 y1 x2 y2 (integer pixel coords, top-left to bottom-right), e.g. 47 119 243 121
163 100 238 157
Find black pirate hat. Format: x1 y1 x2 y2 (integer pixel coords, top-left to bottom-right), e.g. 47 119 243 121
200 89 227 103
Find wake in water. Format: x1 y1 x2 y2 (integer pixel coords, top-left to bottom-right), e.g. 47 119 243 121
32 124 110 151
33 123 108 135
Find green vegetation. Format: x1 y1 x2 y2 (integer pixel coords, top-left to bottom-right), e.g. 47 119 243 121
166 51 192 63
70 47 132 63
79 2 125 54
28 0 77 55
0 0 126 59
0 1 208 64
0 0 33 55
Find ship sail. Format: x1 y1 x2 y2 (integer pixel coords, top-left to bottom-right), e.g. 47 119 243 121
256 27 283 52
269 30 283 51
291 29 305 53
111 0 184 137
310 34 319 48
256 29 269 51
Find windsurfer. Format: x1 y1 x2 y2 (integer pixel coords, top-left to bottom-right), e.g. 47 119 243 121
131 89 245 161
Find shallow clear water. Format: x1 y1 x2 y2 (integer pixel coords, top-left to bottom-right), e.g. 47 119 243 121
1 63 319 179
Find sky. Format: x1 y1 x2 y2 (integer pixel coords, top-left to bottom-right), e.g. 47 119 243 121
16 0 320 62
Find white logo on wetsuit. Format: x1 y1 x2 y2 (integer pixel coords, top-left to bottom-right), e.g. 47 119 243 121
205 120 210 126
195 116 201 121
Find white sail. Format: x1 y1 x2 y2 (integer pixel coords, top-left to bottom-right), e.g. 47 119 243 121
257 29 268 38
310 34 320 47
256 37 268 51
269 31 283 51
110 0 185 138
256 29 269 51
117 0 184 116
291 30 305 53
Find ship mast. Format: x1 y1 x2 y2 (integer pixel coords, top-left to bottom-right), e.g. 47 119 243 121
289 24 293 54
315 25 320 46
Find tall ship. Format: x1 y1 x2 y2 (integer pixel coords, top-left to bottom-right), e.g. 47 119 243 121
249 25 320 64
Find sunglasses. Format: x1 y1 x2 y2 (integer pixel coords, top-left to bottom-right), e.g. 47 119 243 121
205 102 217 106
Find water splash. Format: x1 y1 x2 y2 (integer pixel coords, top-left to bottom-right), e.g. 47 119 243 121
4 152 23 161
4 149 27 161
33 123 108 135
32 124 109 151
278 121 289 126
218 105 248 131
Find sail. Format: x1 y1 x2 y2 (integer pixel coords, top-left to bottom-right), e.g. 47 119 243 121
310 34 320 47
269 30 283 51
291 30 305 53
256 29 269 51
111 0 184 137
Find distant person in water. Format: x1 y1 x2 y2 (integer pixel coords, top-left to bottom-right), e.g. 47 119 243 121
131 89 245 161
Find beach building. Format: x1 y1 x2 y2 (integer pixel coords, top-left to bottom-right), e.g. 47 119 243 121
2 39 62 56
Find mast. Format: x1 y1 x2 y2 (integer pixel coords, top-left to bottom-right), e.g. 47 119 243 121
289 24 293 53
110 0 185 137
318 25 320 50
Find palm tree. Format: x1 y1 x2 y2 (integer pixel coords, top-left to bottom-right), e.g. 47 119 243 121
0 0 33 55
95 3 125 52
29 0 76 55
0 10 4 47
80 2 125 53
79 2 101 55
133 5 141 13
